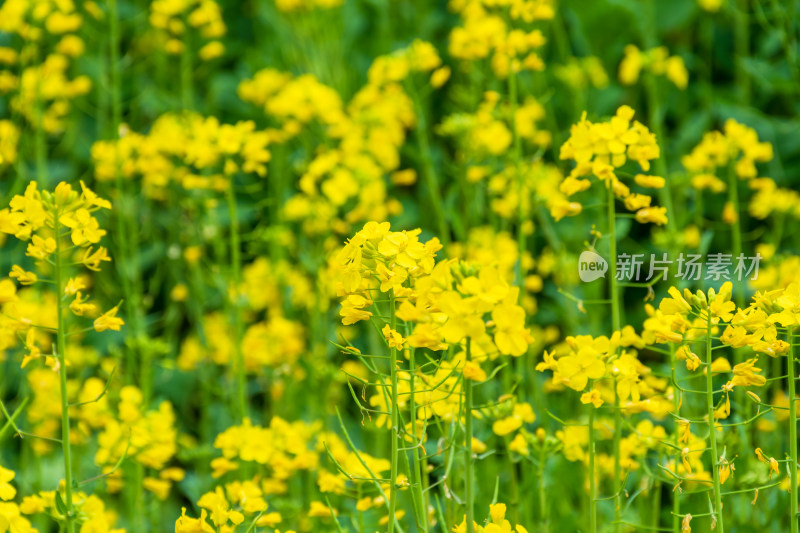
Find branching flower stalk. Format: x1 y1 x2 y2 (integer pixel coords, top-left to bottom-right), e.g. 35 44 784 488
0 182 123 532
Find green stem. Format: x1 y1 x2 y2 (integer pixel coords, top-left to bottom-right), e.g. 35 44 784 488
180 30 194 110
388 290 399 533
651 475 662 530
410 85 448 246
465 338 475 533
54 218 75 533
705 313 724 533
506 438 520 524
670 344 680 533
727 166 750 455
608 181 622 533
509 70 525 295
734 0 751 104
0 398 28 443
34 102 48 187
789 329 798 533
408 347 428 532
727 167 744 308
607 184 621 331
612 389 621 529
33 44 49 187
108 0 144 398
226 181 247 421
588 401 597 533
538 444 548 532
109 0 122 133
643 74 676 235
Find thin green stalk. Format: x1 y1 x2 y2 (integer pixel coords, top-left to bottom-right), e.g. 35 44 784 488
226 181 247 421
509 69 533 426
607 182 622 533
700 13 715 108
0 398 28 443
509 70 525 295
408 347 427 532
180 29 194 110
727 167 744 308
670 344 680 533
357 484 364 532
651 472 662 530
109 0 122 134
734 0 751 104
727 166 751 468
643 74 676 236
538 443 548 532
409 85 448 246
607 184 621 333
388 290 399 533
54 217 75 533
588 401 597 533
705 313 724 533
465 338 475 533
35 102 48 187
612 388 621 531
109 0 144 398
642 0 679 298
505 438 520 525
34 46 49 187
788 329 798 533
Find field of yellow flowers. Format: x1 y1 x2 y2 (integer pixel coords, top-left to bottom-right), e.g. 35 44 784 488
1 0 800 531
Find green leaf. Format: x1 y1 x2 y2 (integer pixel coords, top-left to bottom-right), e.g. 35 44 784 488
55 491 67 516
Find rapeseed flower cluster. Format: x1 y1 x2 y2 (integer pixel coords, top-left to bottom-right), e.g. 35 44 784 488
149 0 226 59
92 113 272 198
618 45 689 89
0 0 90 133
2 1 799 532
448 0 554 78
559 105 668 225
